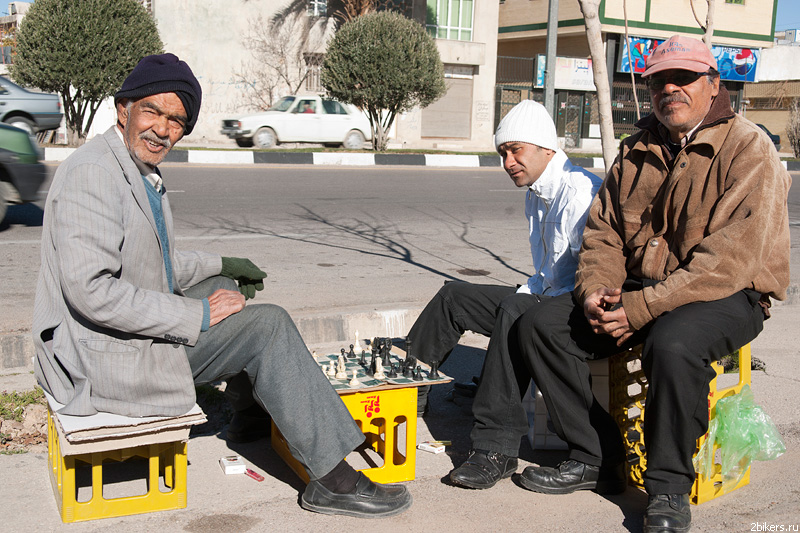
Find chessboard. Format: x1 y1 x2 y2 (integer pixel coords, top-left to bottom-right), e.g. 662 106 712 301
315 348 452 394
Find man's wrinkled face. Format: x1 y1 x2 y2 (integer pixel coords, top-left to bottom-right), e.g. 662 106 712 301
498 142 556 188
117 93 187 168
648 69 719 141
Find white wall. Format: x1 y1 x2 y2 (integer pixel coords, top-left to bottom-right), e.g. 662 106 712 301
756 45 800 82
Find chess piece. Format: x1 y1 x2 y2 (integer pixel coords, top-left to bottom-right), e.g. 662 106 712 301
429 362 440 379
354 330 362 352
327 361 336 377
341 348 347 360
413 365 424 381
348 344 356 359
335 354 347 379
359 350 367 366
403 362 414 378
374 364 385 380
387 363 398 378
382 339 392 366
349 369 360 387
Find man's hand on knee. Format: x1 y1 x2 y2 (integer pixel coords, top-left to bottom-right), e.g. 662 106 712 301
208 289 246 326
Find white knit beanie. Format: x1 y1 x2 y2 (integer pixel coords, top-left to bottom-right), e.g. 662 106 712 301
494 100 558 153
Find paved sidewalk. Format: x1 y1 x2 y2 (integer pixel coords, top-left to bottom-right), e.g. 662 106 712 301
1 304 798 532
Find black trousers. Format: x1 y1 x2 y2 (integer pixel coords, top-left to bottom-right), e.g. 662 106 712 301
406 281 545 414
471 288 764 495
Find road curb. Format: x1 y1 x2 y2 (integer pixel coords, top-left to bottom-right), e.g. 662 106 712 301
5 282 800 372
1 306 424 373
43 147 614 169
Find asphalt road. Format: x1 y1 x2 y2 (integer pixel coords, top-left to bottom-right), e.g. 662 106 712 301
0 163 533 334
2 164 798 335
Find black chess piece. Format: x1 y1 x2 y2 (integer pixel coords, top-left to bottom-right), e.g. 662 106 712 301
359 350 367 366
429 362 440 379
403 361 414 378
413 365 424 381
387 363 397 378
348 344 356 358
382 339 392 366
341 348 346 360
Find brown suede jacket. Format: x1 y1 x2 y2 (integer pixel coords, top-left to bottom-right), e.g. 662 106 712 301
575 86 791 331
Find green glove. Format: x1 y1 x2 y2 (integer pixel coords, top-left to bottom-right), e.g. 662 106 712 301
220 257 267 300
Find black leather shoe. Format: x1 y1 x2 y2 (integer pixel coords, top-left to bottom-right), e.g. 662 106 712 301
644 493 691 533
449 449 518 489
519 459 627 495
301 472 412 518
226 411 271 443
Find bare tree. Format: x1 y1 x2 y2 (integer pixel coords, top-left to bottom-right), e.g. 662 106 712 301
233 11 332 111
623 0 640 122
577 0 616 172
690 0 716 49
787 98 800 158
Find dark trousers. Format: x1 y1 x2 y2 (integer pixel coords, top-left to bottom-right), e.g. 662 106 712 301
184 276 364 480
407 281 544 427
471 289 764 495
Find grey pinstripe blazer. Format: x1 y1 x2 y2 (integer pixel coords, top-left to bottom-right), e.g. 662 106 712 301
33 127 222 417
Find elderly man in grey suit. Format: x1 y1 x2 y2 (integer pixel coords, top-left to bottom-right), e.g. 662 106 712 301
32 53 411 518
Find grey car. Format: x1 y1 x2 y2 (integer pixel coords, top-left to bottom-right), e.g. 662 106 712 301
0 75 63 134
0 122 46 222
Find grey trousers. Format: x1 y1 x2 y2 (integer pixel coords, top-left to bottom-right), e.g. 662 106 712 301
183 276 364 480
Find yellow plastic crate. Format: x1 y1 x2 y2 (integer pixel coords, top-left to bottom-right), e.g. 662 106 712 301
609 344 752 505
47 406 189 523
272 386 418 484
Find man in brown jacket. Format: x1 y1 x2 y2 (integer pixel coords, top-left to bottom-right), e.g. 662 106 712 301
451 36 790 533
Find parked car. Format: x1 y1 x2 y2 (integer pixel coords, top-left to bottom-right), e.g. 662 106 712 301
221 95 372 149
0 122 46 222
757 124 781 152
0 75 63 135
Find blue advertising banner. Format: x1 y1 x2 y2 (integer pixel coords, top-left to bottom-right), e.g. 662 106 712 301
618 37 759 82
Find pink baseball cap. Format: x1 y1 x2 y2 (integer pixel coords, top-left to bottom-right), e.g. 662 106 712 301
642 35 718 78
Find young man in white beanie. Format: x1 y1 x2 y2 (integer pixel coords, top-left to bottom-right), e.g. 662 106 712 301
404 100 602 485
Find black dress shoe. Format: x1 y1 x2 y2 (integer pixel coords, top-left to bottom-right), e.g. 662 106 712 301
644 493 691 533
301 472 412 518
226 411 271 443
449 449 518 489
519 459 627 495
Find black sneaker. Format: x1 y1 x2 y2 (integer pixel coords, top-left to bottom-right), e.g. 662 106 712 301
449 449 518 489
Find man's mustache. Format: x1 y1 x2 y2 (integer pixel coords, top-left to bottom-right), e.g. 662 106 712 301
659 94 689 109
140 130 172 150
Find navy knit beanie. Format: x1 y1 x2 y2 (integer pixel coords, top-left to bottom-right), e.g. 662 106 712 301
114 53 202 135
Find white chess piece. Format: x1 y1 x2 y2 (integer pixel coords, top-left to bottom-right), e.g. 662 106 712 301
354 330 362 352
374 363 386 380
349 369 360 387
335 355 348 379
327 361 336 377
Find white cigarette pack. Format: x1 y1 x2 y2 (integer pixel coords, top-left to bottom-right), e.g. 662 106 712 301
417 441 446 454
219 455 247 474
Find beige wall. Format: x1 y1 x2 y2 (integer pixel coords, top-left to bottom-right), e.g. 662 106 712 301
394 0 499 150
744 109 788 149
499 0 776 50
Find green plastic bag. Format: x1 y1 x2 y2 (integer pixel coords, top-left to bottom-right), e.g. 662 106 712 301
694 384 786 491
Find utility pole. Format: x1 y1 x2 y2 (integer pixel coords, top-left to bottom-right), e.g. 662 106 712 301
544 0 559 119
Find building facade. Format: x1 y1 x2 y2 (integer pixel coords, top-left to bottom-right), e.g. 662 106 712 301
148 0 498 150
497 0 778 149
